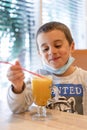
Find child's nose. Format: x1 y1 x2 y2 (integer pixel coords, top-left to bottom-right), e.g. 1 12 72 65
48 47 57 54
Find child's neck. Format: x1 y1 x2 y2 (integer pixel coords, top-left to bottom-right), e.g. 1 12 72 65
54 65 76 77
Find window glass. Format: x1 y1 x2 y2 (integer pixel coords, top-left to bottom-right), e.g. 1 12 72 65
42 0 86 49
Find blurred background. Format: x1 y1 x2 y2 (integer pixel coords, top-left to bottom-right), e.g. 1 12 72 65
0 0 87 100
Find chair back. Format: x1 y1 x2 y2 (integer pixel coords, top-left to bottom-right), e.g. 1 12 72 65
72 49 87 70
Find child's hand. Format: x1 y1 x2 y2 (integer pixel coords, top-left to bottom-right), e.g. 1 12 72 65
7 60 25 93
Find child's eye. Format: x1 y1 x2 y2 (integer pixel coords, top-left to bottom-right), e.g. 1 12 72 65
42 47 49 52
55 45 62 48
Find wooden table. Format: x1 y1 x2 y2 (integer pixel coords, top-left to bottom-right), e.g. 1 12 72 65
0 100 87 130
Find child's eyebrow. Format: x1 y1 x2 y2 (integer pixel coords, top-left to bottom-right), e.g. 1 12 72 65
53 38 66 43
54 39 62 43
40 43 48 47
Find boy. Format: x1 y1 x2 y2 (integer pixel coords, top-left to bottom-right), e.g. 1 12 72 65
7 21 87 115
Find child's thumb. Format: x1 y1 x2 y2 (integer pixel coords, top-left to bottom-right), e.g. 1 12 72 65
15 60 21 66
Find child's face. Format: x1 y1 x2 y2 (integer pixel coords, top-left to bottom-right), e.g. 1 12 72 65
37 30 74 69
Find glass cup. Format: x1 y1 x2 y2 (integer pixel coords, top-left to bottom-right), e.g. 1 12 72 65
31 76 52 120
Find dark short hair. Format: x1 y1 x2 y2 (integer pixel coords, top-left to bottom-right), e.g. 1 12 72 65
36 21 73 46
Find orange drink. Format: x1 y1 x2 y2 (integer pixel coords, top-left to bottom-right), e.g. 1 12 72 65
32 76 52 106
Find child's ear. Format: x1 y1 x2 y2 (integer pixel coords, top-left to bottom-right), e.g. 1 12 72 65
70 42 75 53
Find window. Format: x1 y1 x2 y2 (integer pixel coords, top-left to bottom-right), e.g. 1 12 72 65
42 0 86 49
0 0 38 89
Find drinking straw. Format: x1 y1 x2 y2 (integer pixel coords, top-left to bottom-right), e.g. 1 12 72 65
0 61 44 78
